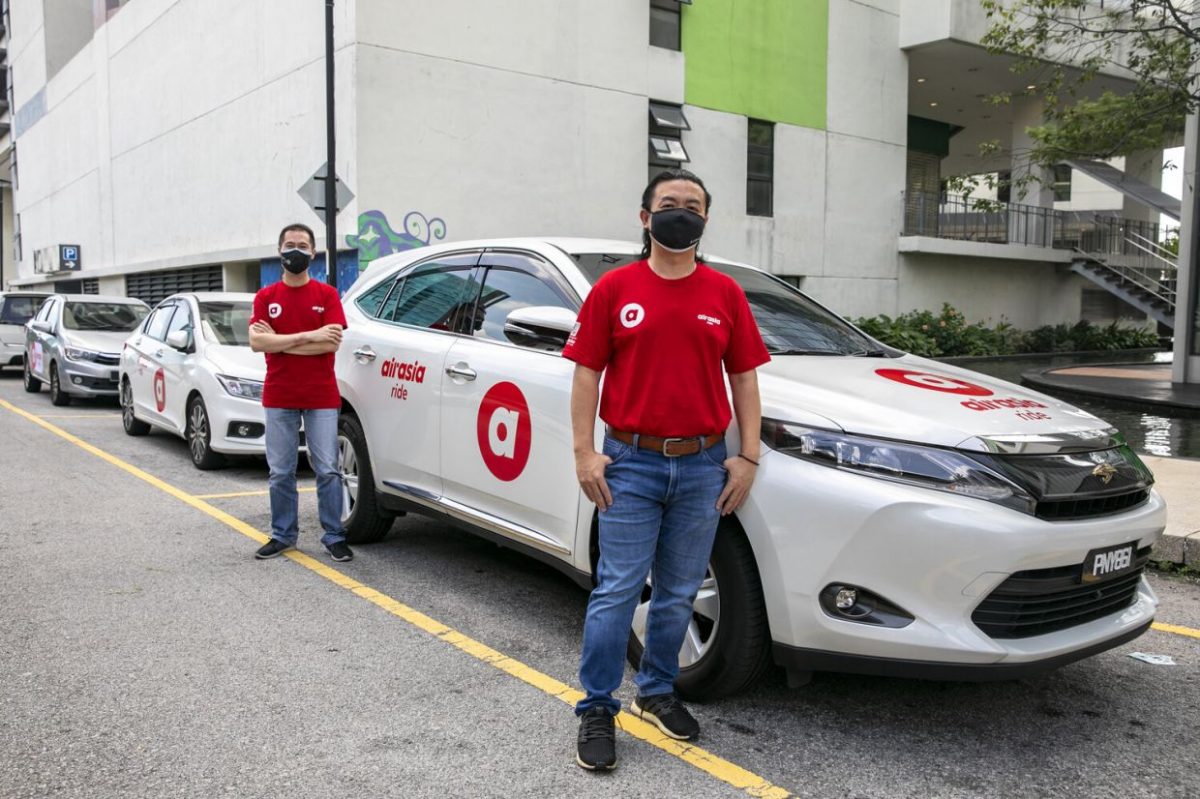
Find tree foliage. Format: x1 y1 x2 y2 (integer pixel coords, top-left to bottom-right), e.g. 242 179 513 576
979 0 1195 173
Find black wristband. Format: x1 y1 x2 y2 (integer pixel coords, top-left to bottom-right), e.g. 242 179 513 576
738 453 759 466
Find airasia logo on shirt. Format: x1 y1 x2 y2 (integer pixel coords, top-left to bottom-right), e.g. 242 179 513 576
619 303 646 329
477 382 532 481
268 303 282 319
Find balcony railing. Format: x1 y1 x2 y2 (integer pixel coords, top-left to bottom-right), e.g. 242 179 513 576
903 192 1173 259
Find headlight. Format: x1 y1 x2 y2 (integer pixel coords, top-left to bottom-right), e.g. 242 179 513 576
761 419 1035 514
216 374 264 401
64 347 100 362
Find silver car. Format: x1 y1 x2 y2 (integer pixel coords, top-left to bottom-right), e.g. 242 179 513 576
24 294 150 405
0 291 51 371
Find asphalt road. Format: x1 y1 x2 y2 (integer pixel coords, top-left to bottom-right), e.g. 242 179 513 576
1 369 1198 799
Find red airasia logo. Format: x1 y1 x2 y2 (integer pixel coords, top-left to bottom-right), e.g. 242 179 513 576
875 368 993 397
153 368 167 412
477 382 532 481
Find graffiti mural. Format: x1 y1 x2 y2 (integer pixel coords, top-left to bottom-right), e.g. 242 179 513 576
345 210 448 271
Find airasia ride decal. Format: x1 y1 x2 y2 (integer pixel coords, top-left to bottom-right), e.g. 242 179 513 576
380 356 426 401
153 368 166 412
477 382 532 482
875 368 1053 420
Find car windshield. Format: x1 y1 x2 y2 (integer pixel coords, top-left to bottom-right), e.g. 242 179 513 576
0 295 47 325
570 253 879 355
199 301 253 346
62 301 148 332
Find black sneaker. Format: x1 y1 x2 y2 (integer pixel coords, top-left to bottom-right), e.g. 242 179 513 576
254 539 293 560
632 693 699 741
325 541 353 562
576 707 617 771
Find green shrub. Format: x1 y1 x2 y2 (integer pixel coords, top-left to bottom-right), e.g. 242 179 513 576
854 305 1159 357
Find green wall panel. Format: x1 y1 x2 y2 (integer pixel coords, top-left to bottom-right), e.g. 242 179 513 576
682 0 827 130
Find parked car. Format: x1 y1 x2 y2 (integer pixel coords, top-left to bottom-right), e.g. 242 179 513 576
0 291 51 370
119 292 270 470
333 238 1164 698
24 294 150 405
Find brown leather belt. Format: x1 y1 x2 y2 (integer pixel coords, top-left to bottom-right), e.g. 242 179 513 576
608 428 723 458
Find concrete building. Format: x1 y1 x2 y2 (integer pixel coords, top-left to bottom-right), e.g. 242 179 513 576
0 0 1181 338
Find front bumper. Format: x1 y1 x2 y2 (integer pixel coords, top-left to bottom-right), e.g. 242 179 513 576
743 450 1166 673
204 393 268 455
61 358 122 396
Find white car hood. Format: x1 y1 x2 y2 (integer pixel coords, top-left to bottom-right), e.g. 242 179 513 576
61 329 136 354
203 344 266 380
758 354 1108 449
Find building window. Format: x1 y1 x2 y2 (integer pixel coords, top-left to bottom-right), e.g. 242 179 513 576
648 100 691 178
997 170 1012 204
650 0 690 51
747 119 774 217
1052 164 1072 202
125 265 223 306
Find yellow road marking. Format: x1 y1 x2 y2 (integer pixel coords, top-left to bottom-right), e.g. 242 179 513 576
0 398 792 799
1153 622 1200 641
35 413 121 419
194 487 316 500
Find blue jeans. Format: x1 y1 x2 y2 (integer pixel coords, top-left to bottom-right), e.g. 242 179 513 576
265 407 345 547
576 435 728 715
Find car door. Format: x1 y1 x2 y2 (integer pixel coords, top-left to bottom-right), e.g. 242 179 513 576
344 251 482 501
27 297 59 380
439 250 582 557
127 302 177 422
157 299 196 434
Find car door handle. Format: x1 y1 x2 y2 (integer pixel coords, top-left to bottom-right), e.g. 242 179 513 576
154 349 164 358
353 346 377 363
445 363 477 381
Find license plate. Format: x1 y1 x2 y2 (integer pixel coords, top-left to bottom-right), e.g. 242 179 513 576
1081 541 1137 583
110 370 119 380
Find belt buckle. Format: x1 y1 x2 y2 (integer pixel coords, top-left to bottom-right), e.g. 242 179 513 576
661 437 691 458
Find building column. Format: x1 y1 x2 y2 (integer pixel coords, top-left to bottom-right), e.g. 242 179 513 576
1122 149 1164 225
1009 95 1055 246
1172 114 1200 384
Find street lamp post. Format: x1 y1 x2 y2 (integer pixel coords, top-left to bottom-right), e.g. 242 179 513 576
324 0 338 289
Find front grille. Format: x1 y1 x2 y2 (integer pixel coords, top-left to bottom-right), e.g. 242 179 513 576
95 353 120 365
971 546 1150 639
1035 489 1150 521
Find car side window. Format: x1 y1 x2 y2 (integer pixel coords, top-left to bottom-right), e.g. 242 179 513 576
355 279 397 318
165 302 193 346
472 255 576 345
388 253 482 332
144 304 175 341
34 298 56 323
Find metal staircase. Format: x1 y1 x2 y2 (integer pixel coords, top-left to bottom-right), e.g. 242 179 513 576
1069 232 1177 328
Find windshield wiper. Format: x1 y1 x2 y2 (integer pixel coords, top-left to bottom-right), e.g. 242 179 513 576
767 348 847 356
848 348 889 357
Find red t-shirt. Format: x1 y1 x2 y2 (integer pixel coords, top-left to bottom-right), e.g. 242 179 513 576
250 279 348 409
563 260 770 437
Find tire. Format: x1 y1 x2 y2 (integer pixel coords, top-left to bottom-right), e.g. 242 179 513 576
23 361 41 393
186 395 227 470
337 413 393 544
49 363 71 406
120 378 151 436
626 518 772 701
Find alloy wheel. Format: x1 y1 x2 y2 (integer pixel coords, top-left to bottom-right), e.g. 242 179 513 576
337 433 359 523
121 382 135 427
188 402 210 463
631 566 721 669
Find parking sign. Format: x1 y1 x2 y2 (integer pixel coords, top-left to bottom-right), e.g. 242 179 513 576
59 244 81 271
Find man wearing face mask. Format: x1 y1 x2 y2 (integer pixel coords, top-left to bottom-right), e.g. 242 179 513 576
248 223 352 563
564 169 770 770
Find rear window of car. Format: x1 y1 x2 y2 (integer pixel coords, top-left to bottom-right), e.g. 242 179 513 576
199 301 253 346
62 302 148 332
0 295 48 325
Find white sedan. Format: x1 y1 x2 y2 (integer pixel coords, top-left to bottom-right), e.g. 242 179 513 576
333 238 1165 698
120 292 269 469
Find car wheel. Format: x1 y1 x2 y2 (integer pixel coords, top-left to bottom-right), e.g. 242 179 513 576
186 395 226 470
337 414 393 545
626 518 772 701
49 363 71 406
23 361 41 393
120 378 151 436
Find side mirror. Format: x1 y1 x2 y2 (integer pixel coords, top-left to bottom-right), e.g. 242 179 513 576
28 320 51 334
166 329 190 351
503 306 578 352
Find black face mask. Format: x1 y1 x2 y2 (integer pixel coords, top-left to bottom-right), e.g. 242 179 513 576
281 248 312 275
648 208 706 253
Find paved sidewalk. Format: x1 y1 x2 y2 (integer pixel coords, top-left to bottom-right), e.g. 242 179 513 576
1145 454 1200 566
1023 362 1200 412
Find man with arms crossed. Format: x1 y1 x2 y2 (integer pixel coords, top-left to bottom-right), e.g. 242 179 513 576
249 223 353 563
565 169 769 770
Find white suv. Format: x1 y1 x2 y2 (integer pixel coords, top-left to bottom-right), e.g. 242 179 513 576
333 238 1164 698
